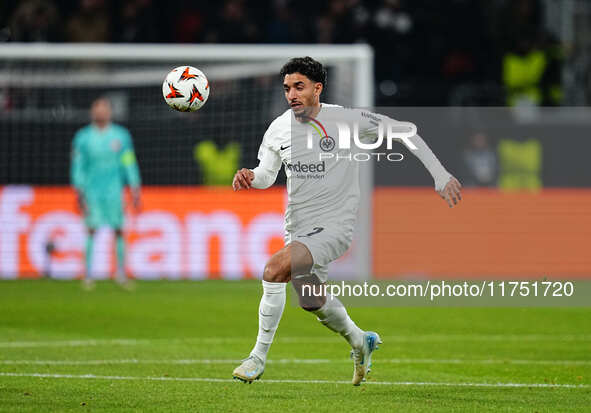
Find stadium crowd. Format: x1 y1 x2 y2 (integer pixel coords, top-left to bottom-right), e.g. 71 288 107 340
1 0 561 105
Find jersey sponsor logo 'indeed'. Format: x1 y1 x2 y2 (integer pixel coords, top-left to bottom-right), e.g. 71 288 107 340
285 160 325 173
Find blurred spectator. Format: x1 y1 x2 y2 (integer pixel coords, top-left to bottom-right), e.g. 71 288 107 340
316 0 361 44
462 132 497 187
115 0 158 43
66 0 111 43
495 0 543 52
0 0 572 106
205 0 259 43
441 0 492 83
266 0 314 43
497 138 542 191
502 30 563 106
9 0 62 42
442 48 476 81
369 0 415 101
494 0 563 106
373 0 413 37
194 141 240 185
171 2 209 43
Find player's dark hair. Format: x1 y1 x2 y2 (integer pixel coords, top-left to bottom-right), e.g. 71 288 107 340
92 96 111 106
280 57 327 87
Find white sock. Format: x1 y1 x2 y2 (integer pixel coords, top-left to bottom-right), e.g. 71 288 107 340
312 294 364 349
250 280 286 363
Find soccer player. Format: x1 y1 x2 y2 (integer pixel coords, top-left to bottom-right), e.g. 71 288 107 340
231 57 462 385
70 98 141 289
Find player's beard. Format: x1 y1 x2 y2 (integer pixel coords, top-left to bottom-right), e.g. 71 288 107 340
292 105 314 122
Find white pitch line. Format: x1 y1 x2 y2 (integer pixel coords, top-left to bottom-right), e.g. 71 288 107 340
283 334 591 343
0 358 590 366
2 334 591 348
0 339 151 348
0 359 330 365
382 358 591 366
0 372 587 389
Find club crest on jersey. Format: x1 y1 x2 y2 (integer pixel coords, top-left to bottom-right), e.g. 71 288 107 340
319 136 335 152
304 113 417 152
110 139 122 152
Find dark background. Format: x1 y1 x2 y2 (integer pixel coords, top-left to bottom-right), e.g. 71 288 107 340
0 0 569 106
1 0 590 188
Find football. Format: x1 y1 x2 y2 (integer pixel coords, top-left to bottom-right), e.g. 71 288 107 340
162 66 210 112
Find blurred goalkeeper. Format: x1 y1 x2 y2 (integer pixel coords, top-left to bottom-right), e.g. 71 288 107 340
70 98 141 289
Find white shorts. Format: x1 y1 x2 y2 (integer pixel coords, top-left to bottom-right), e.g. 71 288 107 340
285 221 354 283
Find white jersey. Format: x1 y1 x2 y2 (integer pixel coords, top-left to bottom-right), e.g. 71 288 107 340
252 103 449 233
250 103 451 279
252 103 451 232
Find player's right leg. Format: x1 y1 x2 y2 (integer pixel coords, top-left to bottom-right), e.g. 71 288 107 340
232 243 312 383
113 228 134 290
82 227 96 291
292 274 381 385
104 195 131 288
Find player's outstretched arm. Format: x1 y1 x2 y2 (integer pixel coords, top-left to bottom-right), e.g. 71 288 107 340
353 109 462 207
404 133 463 208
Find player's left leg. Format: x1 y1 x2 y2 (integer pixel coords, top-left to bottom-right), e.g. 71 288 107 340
292 273 364 349
114 228 128 285
106 195 132 288
292 226 382 385
82 227 96 291
289 230 367 350
293 275 381 385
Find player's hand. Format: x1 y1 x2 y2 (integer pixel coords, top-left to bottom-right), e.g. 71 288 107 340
75 191 87 214
131 188 142 212
438 176 462 208
232 168 254 191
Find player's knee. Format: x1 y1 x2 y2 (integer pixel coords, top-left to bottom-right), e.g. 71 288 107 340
299 297 324 312
87 228 96 236
114 229 123 237
262 260 289 283
292 275 326 311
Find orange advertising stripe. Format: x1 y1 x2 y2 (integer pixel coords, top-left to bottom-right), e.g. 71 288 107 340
373 188 591 279
0 186 285 279
4 186 591 280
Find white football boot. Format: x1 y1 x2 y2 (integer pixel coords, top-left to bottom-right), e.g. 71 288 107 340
350 331 382 386
81 277 95 291
115 271 135 291
232 355 265 383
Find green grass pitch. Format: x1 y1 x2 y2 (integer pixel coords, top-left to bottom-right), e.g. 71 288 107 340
0 280 590 412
